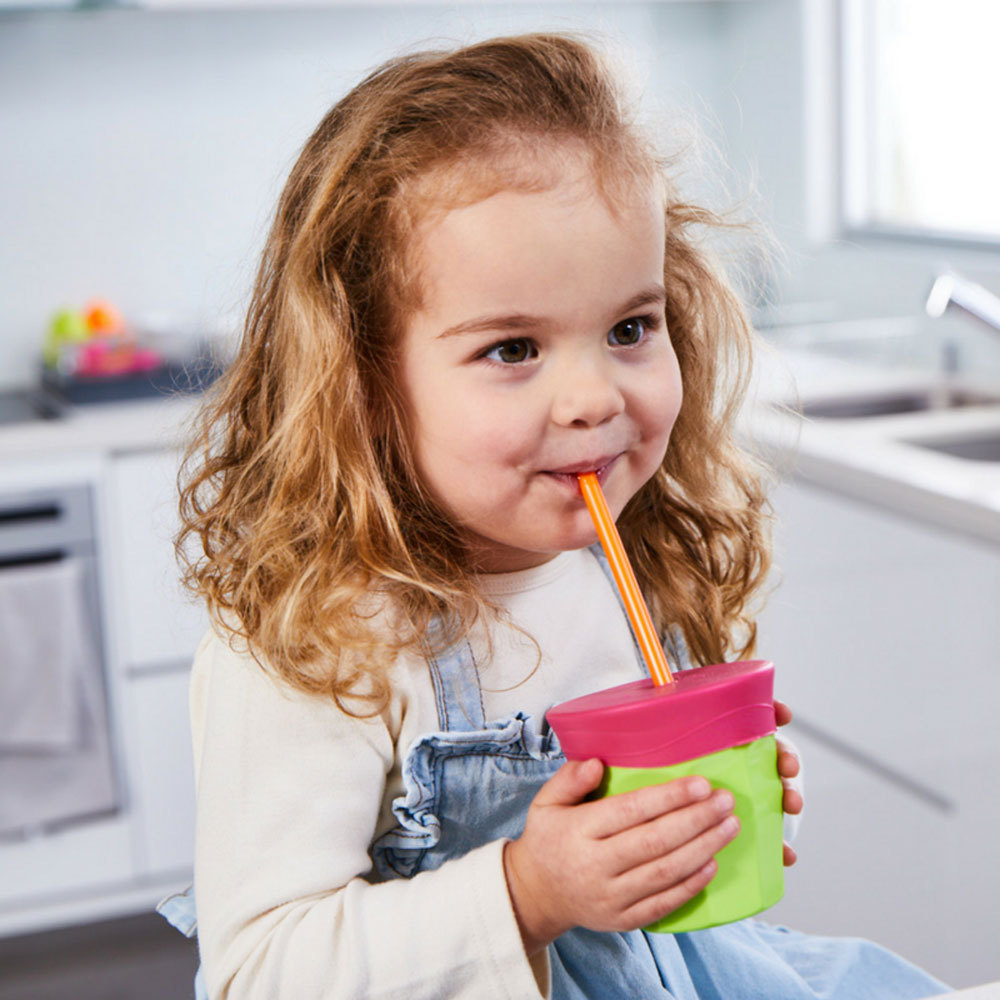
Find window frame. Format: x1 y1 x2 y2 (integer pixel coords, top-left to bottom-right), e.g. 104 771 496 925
835 0 1000 251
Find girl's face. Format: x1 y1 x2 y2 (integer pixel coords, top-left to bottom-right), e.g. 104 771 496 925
398 154 682 573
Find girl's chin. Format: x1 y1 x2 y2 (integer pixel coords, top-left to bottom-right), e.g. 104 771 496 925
546 517 603 553
469 534 598 573
461 510 603 571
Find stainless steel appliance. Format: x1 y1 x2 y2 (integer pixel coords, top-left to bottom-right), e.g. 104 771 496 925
0 484 119 838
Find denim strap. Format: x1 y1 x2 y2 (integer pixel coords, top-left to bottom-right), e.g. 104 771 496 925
422 628 487 733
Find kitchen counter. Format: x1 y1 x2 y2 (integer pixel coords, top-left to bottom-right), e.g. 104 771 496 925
0 393 201 464
748 346 1000 546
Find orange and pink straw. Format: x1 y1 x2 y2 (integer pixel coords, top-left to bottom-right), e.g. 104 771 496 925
577 472 674 687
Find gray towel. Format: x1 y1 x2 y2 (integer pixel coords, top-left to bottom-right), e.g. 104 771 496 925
0 559 118 837
0 560 88 749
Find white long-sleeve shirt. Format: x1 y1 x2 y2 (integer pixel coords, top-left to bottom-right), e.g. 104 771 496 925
191 548 646 999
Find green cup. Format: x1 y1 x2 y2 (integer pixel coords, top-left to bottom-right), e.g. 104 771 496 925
547 660 784 933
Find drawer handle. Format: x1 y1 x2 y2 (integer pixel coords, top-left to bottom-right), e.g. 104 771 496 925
0 503 62 526
0 550 66 570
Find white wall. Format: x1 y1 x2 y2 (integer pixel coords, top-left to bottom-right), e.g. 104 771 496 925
8 0 998 386
0 0 736 390
5 0 1000 391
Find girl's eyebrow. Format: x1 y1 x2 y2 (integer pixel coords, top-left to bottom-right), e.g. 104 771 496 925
437 313 540 340
435 284 667 339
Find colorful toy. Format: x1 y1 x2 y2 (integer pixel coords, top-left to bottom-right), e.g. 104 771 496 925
43 307 88 368
43 299 164 378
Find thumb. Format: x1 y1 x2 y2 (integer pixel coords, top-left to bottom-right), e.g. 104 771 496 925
534 758 605 808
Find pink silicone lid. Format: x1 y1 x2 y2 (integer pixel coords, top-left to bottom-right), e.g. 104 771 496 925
546 660 775 768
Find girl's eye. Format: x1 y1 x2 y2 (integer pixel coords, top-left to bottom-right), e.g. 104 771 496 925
483 338 538 364
608 317 647 347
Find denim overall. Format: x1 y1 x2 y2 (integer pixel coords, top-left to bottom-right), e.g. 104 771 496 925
160 550 947 999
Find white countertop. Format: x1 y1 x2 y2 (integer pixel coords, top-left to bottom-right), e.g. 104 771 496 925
0 394 200 464
749 347 1000 545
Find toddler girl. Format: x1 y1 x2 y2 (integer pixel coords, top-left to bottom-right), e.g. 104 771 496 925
160 33 949 1000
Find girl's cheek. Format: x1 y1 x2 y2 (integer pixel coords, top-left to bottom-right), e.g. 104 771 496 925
479 425 534 464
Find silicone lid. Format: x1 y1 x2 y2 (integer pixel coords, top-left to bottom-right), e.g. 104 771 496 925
546 660 775 768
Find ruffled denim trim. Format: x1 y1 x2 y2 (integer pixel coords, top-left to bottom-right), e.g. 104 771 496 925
371 712 561 879
157 884 198 938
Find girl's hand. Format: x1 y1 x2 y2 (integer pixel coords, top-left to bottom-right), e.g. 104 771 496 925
775 699 803 867
503 759 739 956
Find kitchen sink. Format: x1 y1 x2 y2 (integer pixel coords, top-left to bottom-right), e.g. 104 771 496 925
796 386 1000 420
900 432 1000 462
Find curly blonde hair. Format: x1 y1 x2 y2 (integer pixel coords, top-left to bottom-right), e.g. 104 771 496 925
177 32 772 713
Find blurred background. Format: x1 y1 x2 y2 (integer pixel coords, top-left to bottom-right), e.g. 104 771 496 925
1 1 997 996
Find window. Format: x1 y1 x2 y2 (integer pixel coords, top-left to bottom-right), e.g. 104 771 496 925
841 0 1000 244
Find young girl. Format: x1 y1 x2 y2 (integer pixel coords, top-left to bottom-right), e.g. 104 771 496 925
160 34 949 1000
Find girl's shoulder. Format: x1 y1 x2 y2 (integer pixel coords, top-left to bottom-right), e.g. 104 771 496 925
188 625 406 798
189 621 425 741
190 626 335 718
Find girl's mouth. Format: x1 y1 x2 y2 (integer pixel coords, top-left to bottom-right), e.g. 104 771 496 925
543 456 619 489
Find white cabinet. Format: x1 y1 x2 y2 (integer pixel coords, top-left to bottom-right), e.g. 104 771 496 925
0 815 136 935
0 436 204 935
104 448 205 880
758 479 1000 786
759 480 1000 989
104 449 207 672
124 669 196 876
770 721 1000 992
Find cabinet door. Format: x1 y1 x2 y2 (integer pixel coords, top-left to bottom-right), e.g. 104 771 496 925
105 450 208 671
758 480 1000 988
124 669 196 877
767 725 960 983
757 479 1000 781
0 816 134 928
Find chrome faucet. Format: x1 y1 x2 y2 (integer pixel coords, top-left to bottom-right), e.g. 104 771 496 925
926 271 1000 333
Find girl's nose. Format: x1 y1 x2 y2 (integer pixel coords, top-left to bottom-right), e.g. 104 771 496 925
550 360 626 428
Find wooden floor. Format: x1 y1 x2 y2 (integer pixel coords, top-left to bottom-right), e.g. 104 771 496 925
0 911 199 1000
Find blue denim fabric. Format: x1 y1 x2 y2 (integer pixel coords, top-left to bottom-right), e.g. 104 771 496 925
158 546 949 999
157 884 209 1000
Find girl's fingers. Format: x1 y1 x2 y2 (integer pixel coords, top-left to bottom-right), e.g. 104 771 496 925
533 758 607 809
607 789 736 874
782 785 803 815
621 858 719 930
774 700 793 727
616 814 740 921
783 842 798 866
582 775 714 839
776 743 800 778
